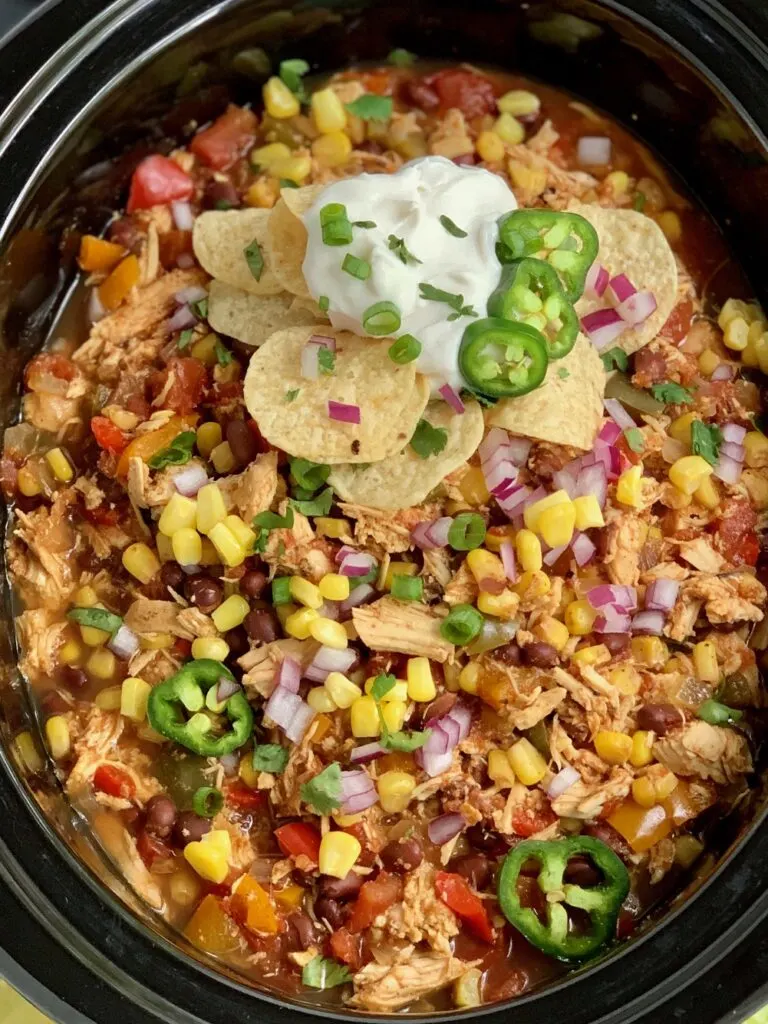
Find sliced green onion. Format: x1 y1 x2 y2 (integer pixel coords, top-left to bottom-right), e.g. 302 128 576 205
320 203 353 246
272 577 292 605
391 575 424 602
341 253 371 280
318 295 330 312
448 513 487 551
697 699 743 726
66 607 123 636
388 334 421 364
192 786 224 818
362 300 401 336
440 604 484 645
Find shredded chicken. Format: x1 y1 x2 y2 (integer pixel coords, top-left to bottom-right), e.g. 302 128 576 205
603 510 648 586
675 537 727 574
350 951 479 1011
10 493 77 608
654 720 752 784
218 451 279 521
340 502 440 555
239 639 318 698
667 573 767 640
444 562 479 606
124 598 215 640
352 597 454 663
550 766 633 819
380 863 458 955
91 811 164 910
16 608 67 680
263 503 335 582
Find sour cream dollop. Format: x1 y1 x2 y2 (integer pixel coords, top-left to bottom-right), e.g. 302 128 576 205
302 156 517 392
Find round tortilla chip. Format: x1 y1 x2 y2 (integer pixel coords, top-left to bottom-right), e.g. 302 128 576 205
192 209 283 296
329 400 485 509
486 333 605 451
243 325 430 463
571 202 678 356
263 184 326 299
207 281 322 347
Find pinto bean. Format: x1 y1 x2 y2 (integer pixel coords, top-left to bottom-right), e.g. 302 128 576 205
319 870 363 901
379 837 423 874
424 692 457 722
635 703 683 736
522 642 559 669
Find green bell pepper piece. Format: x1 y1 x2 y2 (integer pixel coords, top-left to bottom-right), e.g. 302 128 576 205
498 836 630 962
147 659 253 757
459 317 548 398
498 209 599 302
488 257 579 360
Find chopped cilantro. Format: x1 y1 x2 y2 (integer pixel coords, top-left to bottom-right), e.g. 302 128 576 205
439 215 468 238
418 282 477 321
318 295 330 312
318 346 336 375
244 238 264 281
289 486 334 517
345 94 393 121
177 328 194 351
148 431 196 469
285 388 300 402
300 762 342 814
353 220 377 229
691 420 723 466
191 296 208 320
382 729 429 752
252 744 289 774
624 427 645 453
557 367 570 380
387 48 416 67
252 507 295 553
279 58 310 100
410 418 449 459
650 380 694 405
370 673 396 701
387 234 422 266
601 347 629 372
289 457 330 495
301 955 351 990
279 178 299 189
214 339 232 366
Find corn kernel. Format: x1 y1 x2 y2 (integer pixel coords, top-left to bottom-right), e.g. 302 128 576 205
656 210 682 244
170 870 202 906
565 599 596 636
604 170 629 195
532 615 569 652
668 412 698 444
156 533 174 563
488 748 516 788
191 637 230 661
466 548 506 588
324 672 362 709
655 769 678 800
717 297 751 330
319 573 350 601
284 606 319 640
630 730 655 768
692 639 719 683
208 521 246 567
188 331 217 366
616 464 644 507
17 466 41 497
573 494 605 530
572 643 610 667
196 483 227 535
211 594 249 632
363 677 407 700
697 348 720 376
350 695 380 737
723 316 749 351
632 776 657 809
523 490 571 533
158 493 197 537
744 430 768 468
381 700 406 733
309 616 348 649
211 440 237 474
477 588 519 620
609 664 642 696
251 141 292 170
59 638 82 666
94 685 122 710
384 561 419 591
669 455 713 496
311 131 352 168
86 647 117 680
508 738 547 786
13 731 43 773
377 770 416 813
476 130 506 163
80 623 110 647
140 632 174 650
457 465 490 506
494 112 525 145
120 676 151 722
220 515 255 553
484 525 515 552
196 421 222 459
184 830 231 883
275 602 297 628
537 502 576 549
514 569 550 600
172 527 203 567
631 635 668 668
515 529 542 572
497 89 541 117
45 447 74 482
307 686 337 713
406 657 436 702
289 576 323 609
310 87 347 133
315 517 350 539
45 716 71 759
594 730 633 764
695 474 720 510
458 663 480 695
122 542 161 584
507 158 547 194
238 753 259 789
742 339 760 368
263 76 300 119
272 155 312 185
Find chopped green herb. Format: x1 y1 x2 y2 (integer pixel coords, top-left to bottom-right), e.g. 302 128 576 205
418 282 477 321
345 94 393 121
382 729 429 752
214 339 232 366
244 238 264 281
177 328 194 351
289 457 330 495
148 430 196 469
279 178 299 189
300 762 342 814
624 427 645 453
650 381 694 405
370 673 396 701
191 297 208 320
320 203 353 247
387 234 422 266
691 420 723 466
388 334 421 364
285 388 300 402
387 48 416 67
252 507 295 553
557 367 570 380
302 956 351 990
66 607 122 636
439 215 468 238
318 347 336 375
601 347 629 372
633 191 646 212
410 418 448 459
252 744 289 774
279 58 310 100
318 295 330 312
341 253 371 280
289 486 334 517
353 220 377 229
391 575 424 601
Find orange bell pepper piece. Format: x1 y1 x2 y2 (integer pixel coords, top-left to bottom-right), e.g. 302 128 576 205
116 414 197 477
273 883 305 910
183 894 241 954
230 876 279 934
607 781 696 854
98 254 140 312
309 713 332 743
78 235 126 273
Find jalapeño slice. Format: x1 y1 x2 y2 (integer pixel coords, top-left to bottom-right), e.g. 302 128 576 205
459 317 548 399
488 257 579 360
497 209 599 302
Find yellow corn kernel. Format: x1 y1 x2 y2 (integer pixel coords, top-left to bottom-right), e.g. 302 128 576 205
172 527 203 567
565 599 597 636
514 569 551 601
122 542 161 584
523 490 571 533
17 466 41 496
308 686 337 713
609 664 642 696
631 635 668 668
324 672 361 709
318 573 350 602
631 776 658 809
384 561 419 591
571 643 611 667
210 440 237 474
616 464 644 507
284 606 319 640
573 494 605 531
484 525 515 552
656 210 682 244
654 769 678 801
94 685 122 710
695 474 720 510
459 663 480 695
311 131 352 168
221 515 255 553
507 158 547 194
309 616 348 650
668 412 697 444
45 716 71 759
669 455 713 496
497 89 540 117
207 521 245 567
196 421 222 459
604 170 629 195
158 493 197 537
494 112 525 145
476 130 506 163
381 700 406 733
13 731 43 773
156 533 174 563
630 730 655 768
532 615 569 652
170 869 202 906
363 677 407 701
692 639 719 683
508 738 548 786
186 334 216 368
515 529 542 572
310 87 347 133
140 632 173 650
86 647 117 680
289 576 322 609
315 517 350 539
272 154 312 185
59 638 82 666
45 447 74 482
80 623 110 647
251 141 292 170
191 636 230 662
697 348 720 377
457 465 490 506
120 676 151 722
263 76 300 119
376 770 416 813
350 695 380 737
537 502 576 549
718 297 751 330
477 588 519 620
211 594 249 632
275 601 297 628
487 748 516 789
742 338 760 368
466 547 506 588
744 430 768 468
196 483 227 534
723 316 749 351
594 730 633 764
184 830 231 884
406 657 436 702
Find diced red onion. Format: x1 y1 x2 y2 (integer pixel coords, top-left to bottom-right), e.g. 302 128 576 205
427 812 466 845
275 657 301 694
411 521 438 551
713 452 742 484
594 607 632 634
171 200 195 232
417 704 472 778
173 463 208 497
546 764 581 799
417 748 454 777
631 609 666 635
167 304 197 332
339 551 376 577
219 752 239 775
581 308 626 349
606 274 637 306
577 136 612 166
478 427 510 463
308 333 337 351
484 459 519 496
108 624 140 660
335 545 357 564
87 288 106 324
174 285 207 306
603 398 636 431
506 436 533 466
341 770 375 798
585 262 609 300
497 484 532 518
590 441 621 481
500 540 517 582
285 702 316 744
522 485 548 510
301 343 320 380
711 364 735 382
426 517 454 548
266 685 309 736
350 742 386 765
576 462 608 508
722 423 747 444
446 703 473 742
328 400 361 424
481 443 516 475
177 252 195 269
318 600 340 621
216 678 242 702
616 290 657 326
543 543 568 567
721 441 745 462
305 645 357 683
645 578 680 613
598 422 623 446
588 584 637 611
571 531 596 567
343 786 378 814
495 476 525 502
339 583 376 612
553 466 579 499
438 384 465 414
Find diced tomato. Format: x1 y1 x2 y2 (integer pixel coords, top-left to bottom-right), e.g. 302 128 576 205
172 637 192 659
91 415 130 456
435 871 495 942
225 783 267 812
25 352 76 389
163 357 207 415
616 432 642 467
659 299 694 343
274 822 322 862
136 829 172 868
715 496 758 566
190 105 258 170
357 68 397 96
348 872 403 934
81 503 120 528
93 764 136 801
330 927 364 969
510 802 558 838
126 155 194 213
424 69 497 119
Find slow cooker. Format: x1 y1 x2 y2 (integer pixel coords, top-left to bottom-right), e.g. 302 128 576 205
2 1 768 1021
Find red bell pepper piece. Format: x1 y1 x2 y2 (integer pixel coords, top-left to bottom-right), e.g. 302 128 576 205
274 822 322 862
91 415 130 455
93 764 136 801
435 870 495 942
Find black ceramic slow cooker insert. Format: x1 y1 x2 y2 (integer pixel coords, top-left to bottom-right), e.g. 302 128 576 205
2 1 768 1021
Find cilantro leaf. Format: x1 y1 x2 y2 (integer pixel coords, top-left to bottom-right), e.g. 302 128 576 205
191 296 208 320
557 367 570 380
285 388 300 402
252 507 295 552
300 762 342 814
148 431 196 469
177 328 194 351
244 238 264 281
370 673 396 701
353 220 377 229
388 48 416 67
382 729 429 752
345 94 393 121
289 457 330 495
214 339 232 366
279 58 310 100
691 420 723 466
289 486 334 517
601 347 628 372
439 215 468 238
410 419 448 459
418 282 477 321
318 347 336 375
387 234 422 266
650 380 694 405
252 744 289 774
624 427 645 453
279 178 299 189
301 955 351 990
318 295 330 312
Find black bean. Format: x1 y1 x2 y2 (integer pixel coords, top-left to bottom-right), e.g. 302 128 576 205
564 855 602 887
240 569 268 599
224 627 250 658
108 216 144 253
401 79 440 111
172 811 211 848
226 420 257 467
451 853 492 890
379 837 423 874
185 575 223 614
204 178 240 210
635 703 683 736
145 795 177 838
494 642 522 666
160 562 185 592
61 666 88 690
466 823 507 856
424 693 456 722
584 822 632 862
319 870 363 901
313 895 344 930
602 633 630 657
244 608 279 644
522 642 559 669
287 911 318 950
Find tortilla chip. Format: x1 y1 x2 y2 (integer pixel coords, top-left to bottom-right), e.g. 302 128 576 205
263 184 326 299
243 325 430 463
571 202 678 356
207 281 322 347
192 209 283 296
486 333 604 450
329 400 485 509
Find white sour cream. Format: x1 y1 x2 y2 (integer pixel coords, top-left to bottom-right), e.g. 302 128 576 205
302 156 517 392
